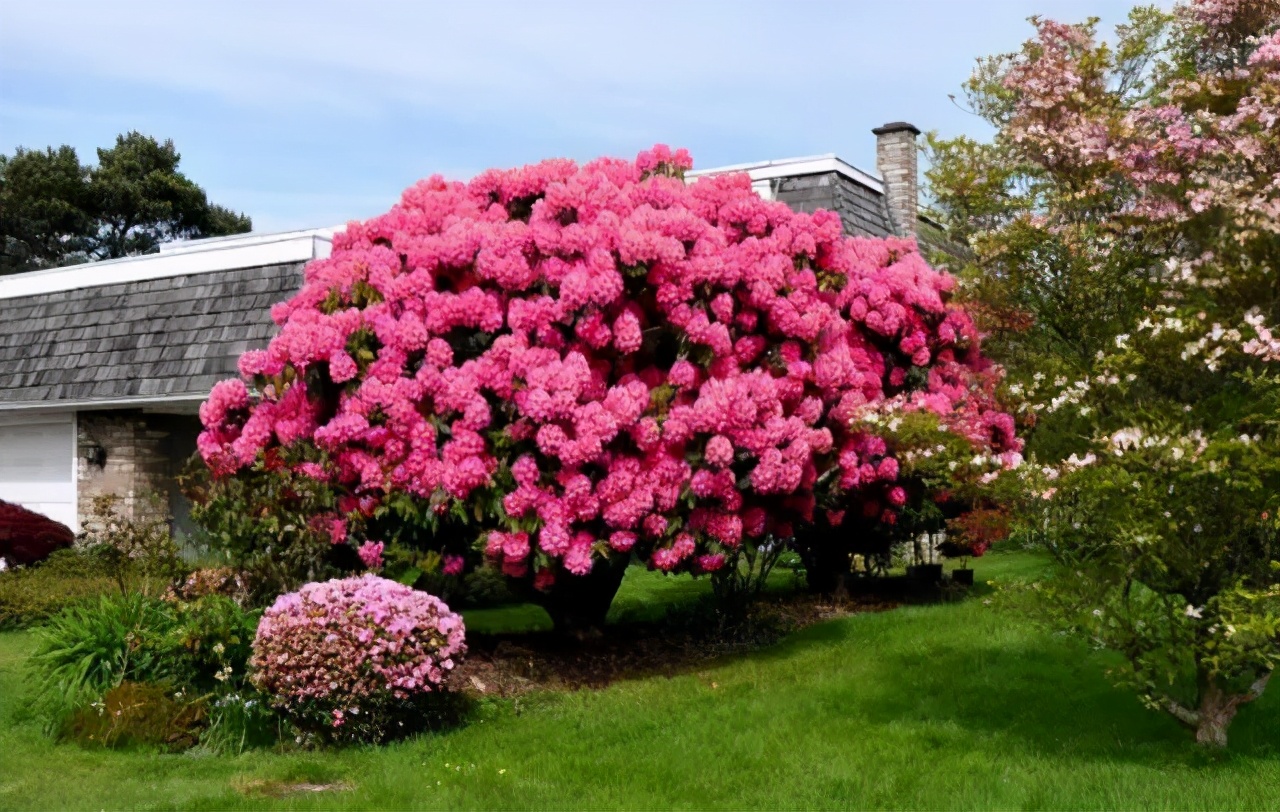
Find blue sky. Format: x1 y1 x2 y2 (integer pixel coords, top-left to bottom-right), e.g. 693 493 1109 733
1 0 1142 233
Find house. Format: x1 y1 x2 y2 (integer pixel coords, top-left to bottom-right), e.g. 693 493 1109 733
0 230 335 534
0 122 951 534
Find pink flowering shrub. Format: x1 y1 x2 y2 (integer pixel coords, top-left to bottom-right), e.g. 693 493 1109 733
927 0 1280 747
250 574 465 743
198 145 1018 627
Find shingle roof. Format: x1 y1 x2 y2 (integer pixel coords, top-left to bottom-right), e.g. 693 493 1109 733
774 171 896 238
772 171 966 260
0 263 302 406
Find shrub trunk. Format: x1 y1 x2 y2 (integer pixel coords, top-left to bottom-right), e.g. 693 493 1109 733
525 554 631 637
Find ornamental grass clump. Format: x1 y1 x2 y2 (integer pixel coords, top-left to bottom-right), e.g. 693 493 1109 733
250 574 466 744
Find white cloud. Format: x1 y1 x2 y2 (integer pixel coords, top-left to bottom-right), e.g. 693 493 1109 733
0 0 1153 228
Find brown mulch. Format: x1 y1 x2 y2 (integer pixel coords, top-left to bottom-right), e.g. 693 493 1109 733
453 592 899 698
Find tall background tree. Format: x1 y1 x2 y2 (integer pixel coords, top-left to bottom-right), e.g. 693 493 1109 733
0 131 251 274
927 0 1280 746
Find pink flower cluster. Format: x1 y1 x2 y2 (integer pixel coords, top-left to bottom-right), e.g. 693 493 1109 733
998 3 1280 237
201 146 1017 587
250 575 465 730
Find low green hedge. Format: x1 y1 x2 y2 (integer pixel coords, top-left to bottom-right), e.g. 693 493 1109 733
0 549 161 629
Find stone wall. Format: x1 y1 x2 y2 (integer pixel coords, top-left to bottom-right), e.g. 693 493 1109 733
76 411 200 535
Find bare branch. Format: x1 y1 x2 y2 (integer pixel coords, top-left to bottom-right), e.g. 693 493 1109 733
1165 700 1200 728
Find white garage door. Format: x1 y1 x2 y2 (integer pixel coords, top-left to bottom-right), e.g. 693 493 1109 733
0 414 77 531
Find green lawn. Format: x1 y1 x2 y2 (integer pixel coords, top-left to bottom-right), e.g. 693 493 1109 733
2 551 1278 811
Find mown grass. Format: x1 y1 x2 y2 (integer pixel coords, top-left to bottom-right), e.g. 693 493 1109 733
2 550 1278 811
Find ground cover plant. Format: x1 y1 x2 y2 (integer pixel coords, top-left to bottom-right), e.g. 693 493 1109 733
192 145 1019 631
926 0 1280 746
3 550 1280 811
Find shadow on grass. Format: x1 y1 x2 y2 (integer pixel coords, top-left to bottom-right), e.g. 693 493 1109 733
767 612 1280 767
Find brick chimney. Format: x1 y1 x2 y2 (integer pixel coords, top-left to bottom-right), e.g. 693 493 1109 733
872 121 921 237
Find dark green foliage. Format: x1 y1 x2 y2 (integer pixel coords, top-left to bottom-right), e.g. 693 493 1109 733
0 548 164 630
27 591 266 745
0 131 251 275
166 595 261 693
0 145 94 272
458 564 518 609
181 457 344 604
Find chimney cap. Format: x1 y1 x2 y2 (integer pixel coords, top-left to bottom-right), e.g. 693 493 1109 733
872 121 921 136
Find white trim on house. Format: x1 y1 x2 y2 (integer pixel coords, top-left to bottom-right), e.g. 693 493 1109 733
688 154 884 195
0 228 339 301
71 411 79 533
156 227 340 255
0 394 207 414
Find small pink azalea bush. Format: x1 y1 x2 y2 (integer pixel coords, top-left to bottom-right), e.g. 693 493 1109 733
249 574 465 742
198 145 1018 623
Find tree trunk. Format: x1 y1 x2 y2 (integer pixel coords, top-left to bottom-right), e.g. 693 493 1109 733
800 546 845 594
794 526 849 594
1194 683 1236 748
527 554 631 637
1167 671 1272 748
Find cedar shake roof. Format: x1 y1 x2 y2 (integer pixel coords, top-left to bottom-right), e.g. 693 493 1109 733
0 263 301 406
772 171 896 238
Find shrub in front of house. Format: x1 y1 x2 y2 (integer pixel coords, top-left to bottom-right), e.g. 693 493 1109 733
194 146 1019 631
1 493 194 630
0 549 117 628
28 590 267 750
250 574 466 744
0 499 73 567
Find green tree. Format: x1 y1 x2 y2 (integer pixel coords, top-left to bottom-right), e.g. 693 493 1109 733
927 0 1280 746
0 132 250 274
0 146 94 273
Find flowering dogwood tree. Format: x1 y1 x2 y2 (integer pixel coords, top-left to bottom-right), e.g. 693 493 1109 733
197 146 1016 630
927 0 1280 746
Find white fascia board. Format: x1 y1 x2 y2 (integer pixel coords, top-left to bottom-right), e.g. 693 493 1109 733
0 232 333 301
0 408 79 426
0 393 208 414
158 225 342 255
688 154 884 195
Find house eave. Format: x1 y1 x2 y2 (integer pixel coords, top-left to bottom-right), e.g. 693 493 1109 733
0 229 336 301
0 393 208 414
687 154 885 195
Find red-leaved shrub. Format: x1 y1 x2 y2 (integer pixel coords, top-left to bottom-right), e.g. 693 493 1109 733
0 500 74 566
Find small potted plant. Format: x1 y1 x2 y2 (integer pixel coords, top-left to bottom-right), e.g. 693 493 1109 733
943 505 1010 587
907 532 945 583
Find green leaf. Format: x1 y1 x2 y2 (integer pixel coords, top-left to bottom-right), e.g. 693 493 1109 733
395 567 424 587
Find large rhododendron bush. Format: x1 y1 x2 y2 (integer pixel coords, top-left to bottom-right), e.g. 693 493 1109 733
196 146 1018 627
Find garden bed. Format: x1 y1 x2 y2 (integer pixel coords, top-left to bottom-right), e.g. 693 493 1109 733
456 592 899 696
